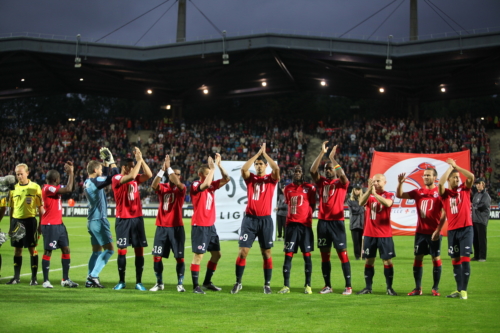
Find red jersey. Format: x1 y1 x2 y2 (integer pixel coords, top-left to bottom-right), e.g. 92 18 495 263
284 182 316 227
441 184 473 230
316 177 349 221
112 174 143 219
364 191 394 237
41 184 63 225
190 179 222 227
245 173 278 216
156 183 186 227
407 187 443 234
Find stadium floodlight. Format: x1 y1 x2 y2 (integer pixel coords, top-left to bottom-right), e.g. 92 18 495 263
80 78 84 81
203 89 209 94
262 81 267 87
147 89 153 94
441 87 446 93
320 80 326 86
21 78 25 82
379 87 385 93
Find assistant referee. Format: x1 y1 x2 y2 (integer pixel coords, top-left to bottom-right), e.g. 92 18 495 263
6 163 43 285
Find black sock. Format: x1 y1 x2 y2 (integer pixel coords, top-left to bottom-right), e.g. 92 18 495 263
365 265 374 289
283 255 292 287
62 258 70 281
453 263 463 291
30 255 38 280
341 262 352 288
461 261 471 291
191 264 200 287
42 257 50 282
303 255 312 286
13 256 22 279
432 265 442 290
135 256 144 284
413 265 423 289
117 254 126 282
384 265 394 289
321 261 331 287
203 262 216 286
176 261 185 285
153 260 163 284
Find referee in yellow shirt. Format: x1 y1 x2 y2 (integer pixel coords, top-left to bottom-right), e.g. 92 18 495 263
6 164 44 285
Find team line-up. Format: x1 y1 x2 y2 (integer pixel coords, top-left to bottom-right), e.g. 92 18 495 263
0 141 479 299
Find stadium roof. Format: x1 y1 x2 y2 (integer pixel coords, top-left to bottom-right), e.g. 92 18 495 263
1 31 499 102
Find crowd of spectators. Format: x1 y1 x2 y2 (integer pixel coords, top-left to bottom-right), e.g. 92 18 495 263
0 115 497 205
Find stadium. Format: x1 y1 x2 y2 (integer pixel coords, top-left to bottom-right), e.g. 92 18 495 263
0 1 499 332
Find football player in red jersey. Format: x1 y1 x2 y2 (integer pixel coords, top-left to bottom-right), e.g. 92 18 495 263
357 174 398 296
310 141 352 295
277 165 316 294
231 143 280 294
189 154 230 294
397 167 445 296
438 158 475 300
150 155 187 292
40 161 78 288
111 147 152 291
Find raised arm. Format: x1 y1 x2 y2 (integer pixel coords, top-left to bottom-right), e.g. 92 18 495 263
396 173 411 199
119 147 143 185
151 155 167 191
359 178 373 206
447 158 475 189
57 161 74 194
215 153 230 188
241 145 264 180
310 141 328 183
260 143 280 181
199 157 216 191
370 186 393 208
329 144 348 185
438 164 454 196
139 158 153 183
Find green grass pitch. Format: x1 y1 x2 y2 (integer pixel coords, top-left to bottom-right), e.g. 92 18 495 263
0 218 499 333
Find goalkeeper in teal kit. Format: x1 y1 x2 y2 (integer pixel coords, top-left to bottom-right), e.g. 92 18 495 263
84 148 120 288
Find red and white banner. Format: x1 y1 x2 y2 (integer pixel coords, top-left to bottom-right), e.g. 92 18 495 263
369 151 470 235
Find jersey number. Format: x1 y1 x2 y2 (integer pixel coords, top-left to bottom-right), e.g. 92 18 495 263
117 238 127 246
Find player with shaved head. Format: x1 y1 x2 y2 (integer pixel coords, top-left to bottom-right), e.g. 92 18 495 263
397 167 445 296
357 173 398 296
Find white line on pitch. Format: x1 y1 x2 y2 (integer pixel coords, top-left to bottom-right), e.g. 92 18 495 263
0 246 192 281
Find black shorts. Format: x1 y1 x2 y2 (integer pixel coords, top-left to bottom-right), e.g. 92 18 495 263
447 226 474 258
238 214 274 249
362 236 396 260
191 225 220 254
152 226 185 259
41 224 69 251
10 217 38 248
283 222 314 254
115 217 148 248
414 232 441 257
317 219 347 250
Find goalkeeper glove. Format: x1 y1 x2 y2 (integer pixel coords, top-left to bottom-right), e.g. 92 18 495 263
99 147 115 164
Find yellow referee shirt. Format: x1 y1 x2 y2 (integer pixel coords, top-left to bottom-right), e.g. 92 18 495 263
9 181 42 219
